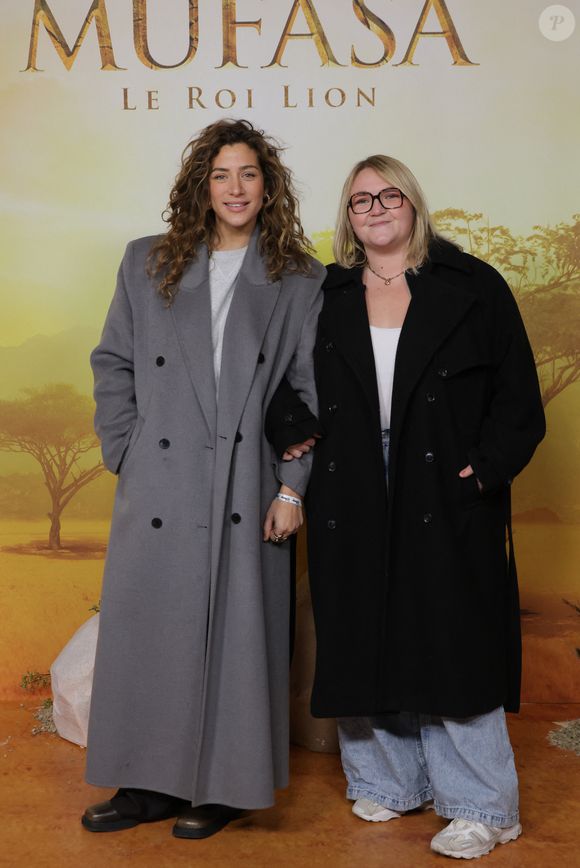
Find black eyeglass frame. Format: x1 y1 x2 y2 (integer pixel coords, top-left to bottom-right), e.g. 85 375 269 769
348 187 405 214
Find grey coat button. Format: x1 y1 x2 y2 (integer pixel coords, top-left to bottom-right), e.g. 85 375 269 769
283 413 294 424
325 341 334 352
151 517 163 529
328 403 338 414
426 393 436 403
437 368 448 378
423 513 432 524
156 356 165 367
327 520 336 529
328 461 337 472
425 452 435 463
231 513 241 524
159 438 170 449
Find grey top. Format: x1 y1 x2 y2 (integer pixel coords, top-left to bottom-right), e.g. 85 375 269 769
209 246 247 390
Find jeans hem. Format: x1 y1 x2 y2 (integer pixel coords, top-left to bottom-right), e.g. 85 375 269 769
347 785 433 813
434 803 520 828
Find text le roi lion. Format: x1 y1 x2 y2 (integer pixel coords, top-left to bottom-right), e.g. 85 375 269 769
121 84 378 111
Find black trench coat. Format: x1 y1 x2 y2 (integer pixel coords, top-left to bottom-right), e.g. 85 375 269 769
267 240 545 719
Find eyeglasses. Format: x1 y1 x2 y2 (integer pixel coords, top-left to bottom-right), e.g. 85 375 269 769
348 187 404 214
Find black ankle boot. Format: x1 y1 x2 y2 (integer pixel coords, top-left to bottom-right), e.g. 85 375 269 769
82 788 186 832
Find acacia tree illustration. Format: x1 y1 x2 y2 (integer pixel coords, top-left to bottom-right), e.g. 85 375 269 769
0 384 106 550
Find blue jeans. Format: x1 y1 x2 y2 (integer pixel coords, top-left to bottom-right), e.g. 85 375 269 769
337 709 519 827
336 429 520 828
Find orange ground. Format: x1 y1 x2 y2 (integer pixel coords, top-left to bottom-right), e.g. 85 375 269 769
0 702 579 867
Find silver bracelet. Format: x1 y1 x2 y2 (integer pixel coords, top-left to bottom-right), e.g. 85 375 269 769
276 493 302 508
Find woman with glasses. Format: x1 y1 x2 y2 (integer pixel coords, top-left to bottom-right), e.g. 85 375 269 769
267 155 545 859
83 119 324 839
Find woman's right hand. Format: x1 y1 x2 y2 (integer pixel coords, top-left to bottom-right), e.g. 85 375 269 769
459 464 483 492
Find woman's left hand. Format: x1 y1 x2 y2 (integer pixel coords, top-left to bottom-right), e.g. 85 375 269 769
459 464 483 492
263 486 303 543
282 437 317 461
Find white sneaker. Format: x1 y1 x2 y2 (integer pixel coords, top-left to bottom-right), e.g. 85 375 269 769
352 798 402 822
430 817 522 859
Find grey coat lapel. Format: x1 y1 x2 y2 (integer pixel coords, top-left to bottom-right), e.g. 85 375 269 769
217 233 282 435
170 247 217 438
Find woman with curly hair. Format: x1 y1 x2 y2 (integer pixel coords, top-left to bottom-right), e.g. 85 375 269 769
82 119 324 839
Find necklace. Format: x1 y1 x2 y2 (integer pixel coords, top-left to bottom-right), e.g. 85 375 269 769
366 261 406 286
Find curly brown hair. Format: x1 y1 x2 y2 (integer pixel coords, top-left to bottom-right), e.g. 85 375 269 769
148 119 314 302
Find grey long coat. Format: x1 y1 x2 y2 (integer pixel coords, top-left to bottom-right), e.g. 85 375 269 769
86 231 324 809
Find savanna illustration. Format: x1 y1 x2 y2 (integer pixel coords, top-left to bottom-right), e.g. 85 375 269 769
1 210 579 704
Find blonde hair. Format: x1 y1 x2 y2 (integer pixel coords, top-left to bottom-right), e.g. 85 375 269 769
148 119 313 302
333 155 439 270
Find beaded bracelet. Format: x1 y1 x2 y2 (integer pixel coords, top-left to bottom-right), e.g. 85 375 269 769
276 493 303 508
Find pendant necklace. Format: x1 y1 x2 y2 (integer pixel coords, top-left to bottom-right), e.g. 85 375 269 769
366 261 406 286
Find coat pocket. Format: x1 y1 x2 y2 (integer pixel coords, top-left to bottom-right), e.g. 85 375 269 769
436 352 492 379
458 470 484 508
435 349 494 436
118 415 145 474
435 320 493 377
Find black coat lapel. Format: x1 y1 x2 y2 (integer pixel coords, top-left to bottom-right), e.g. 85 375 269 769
390 268 477 441
325 271 382 425
323 260 477 440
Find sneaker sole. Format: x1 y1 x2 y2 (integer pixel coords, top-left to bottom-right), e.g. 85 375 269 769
352 801 433 823
431 823 522 859
352 807 402 822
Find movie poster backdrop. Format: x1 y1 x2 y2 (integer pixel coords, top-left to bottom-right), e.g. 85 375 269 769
1 1 578 706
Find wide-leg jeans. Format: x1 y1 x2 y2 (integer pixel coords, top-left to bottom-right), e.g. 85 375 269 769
337 429 520 829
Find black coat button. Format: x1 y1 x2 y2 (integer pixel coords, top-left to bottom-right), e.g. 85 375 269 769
328 461 337 472
328 403 338 414
426 393 436 403
156 356 165 367
159 438 170 449
423 513 432 524
425 452 435 463
283 413 294 424
257 352 265 364
437 367 448 378
327 519 336 529
151 517 163 528
231 513 241 524
325 341 334 352
235 431 243 443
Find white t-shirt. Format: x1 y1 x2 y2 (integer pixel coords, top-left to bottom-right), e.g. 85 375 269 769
209 246 247 390
370 325 401 430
